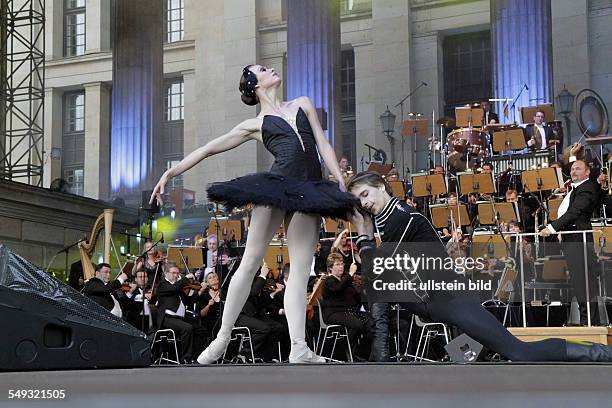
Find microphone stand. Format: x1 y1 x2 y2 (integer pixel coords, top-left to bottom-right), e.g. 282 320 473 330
509 83 528 124
395 82 428 181
49 236 87 278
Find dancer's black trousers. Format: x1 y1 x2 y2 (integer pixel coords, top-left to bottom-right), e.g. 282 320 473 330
410 295 568 361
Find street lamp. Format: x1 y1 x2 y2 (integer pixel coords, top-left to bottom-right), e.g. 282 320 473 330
379 106 396 164
556 85 575 144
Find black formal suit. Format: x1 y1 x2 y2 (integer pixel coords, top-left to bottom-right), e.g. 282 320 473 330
125 287 155 334
549 179 603 307
156 276 195 361
235 276 281 360
486 111 499 124
524 124 556 150
83 277 122 312
68 261 85 291
321 273 370 358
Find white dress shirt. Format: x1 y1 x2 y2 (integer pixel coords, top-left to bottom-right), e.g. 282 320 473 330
546 178 589 233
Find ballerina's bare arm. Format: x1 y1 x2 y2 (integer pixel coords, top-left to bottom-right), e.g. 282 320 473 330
297 96 347 191
150 118 262 205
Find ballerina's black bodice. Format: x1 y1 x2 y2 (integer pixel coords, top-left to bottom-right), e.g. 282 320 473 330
207 107 357 218
262 107 322 181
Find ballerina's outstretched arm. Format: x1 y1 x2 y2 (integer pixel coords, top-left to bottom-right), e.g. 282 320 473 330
150 118 262 206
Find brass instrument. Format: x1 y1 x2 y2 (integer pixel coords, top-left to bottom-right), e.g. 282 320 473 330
79 209 114 280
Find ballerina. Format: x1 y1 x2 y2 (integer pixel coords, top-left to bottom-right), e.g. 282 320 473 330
150 64 356 363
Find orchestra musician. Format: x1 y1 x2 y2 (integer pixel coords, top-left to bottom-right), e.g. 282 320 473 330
200 234 231 282
83 263 128 319
525 110 555 151
156 263 198 363
124 269 155 333
235 263 288 362
321 253 370 361
134 240 164 290
480 100 499 125
331 228 361 274
348 171 612 362
539 160 604 324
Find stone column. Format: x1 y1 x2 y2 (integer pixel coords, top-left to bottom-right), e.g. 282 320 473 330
491 0 553 123
110 0 163 204
42 88 63 188
286 0 341 151
84 82 111 199
371 0 412 174
86 0 112 54
44 0 64 59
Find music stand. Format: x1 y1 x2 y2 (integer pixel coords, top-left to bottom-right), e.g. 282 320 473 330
521 167 563 192
458 172 496 195
520 103 554 124
167 245 204 271
593 225 612 254
323 218 346 234
494 266 518 302
411 173 446 197
548 197 564 221
367 163 393 176
402 118 429 181
491 128 527 152
542 259 567 280
401 119 429 137
455 106 484 127
430 203 470 228
472 233 509 259
264 243 289 280
388 180 406 199
478 202 520 225
207 218 243 242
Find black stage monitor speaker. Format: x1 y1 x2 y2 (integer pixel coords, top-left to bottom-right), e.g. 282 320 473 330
0 245 150 371
444 333 484 363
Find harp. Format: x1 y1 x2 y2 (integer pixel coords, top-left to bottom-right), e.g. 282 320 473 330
79 209 114 280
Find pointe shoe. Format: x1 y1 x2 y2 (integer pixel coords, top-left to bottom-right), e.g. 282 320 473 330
197 336 230 364
289 344 326 364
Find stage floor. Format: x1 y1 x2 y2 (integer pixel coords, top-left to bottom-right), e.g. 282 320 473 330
2 363 612 407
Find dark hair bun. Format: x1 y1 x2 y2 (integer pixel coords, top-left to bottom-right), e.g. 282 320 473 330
241 93 259 106
239 65 259 106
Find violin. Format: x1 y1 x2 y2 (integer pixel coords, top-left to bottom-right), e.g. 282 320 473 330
152 251 167 263
117 282 133 292
182 281 203 295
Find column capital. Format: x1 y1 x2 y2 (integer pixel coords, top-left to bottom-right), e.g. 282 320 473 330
83 81 112 91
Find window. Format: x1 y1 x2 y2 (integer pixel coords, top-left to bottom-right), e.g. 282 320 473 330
62 92 85 195
64 0 86 57
443 31 492 117
162 78 184 193
340 49 356 115
164 80 184 121
340 48 356 169
166 0 184 43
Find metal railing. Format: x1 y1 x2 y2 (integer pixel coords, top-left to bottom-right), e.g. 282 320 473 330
501 229 602 327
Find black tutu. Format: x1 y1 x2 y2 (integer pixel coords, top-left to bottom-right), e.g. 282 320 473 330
207 172 358 219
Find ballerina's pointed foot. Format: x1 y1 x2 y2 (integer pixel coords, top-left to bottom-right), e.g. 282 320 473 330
289 344 327 364
197 336 230 364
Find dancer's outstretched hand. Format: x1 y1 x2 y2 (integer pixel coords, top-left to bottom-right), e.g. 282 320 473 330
150 174 169 207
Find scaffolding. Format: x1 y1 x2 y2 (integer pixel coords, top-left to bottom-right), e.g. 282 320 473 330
0 0 45 186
